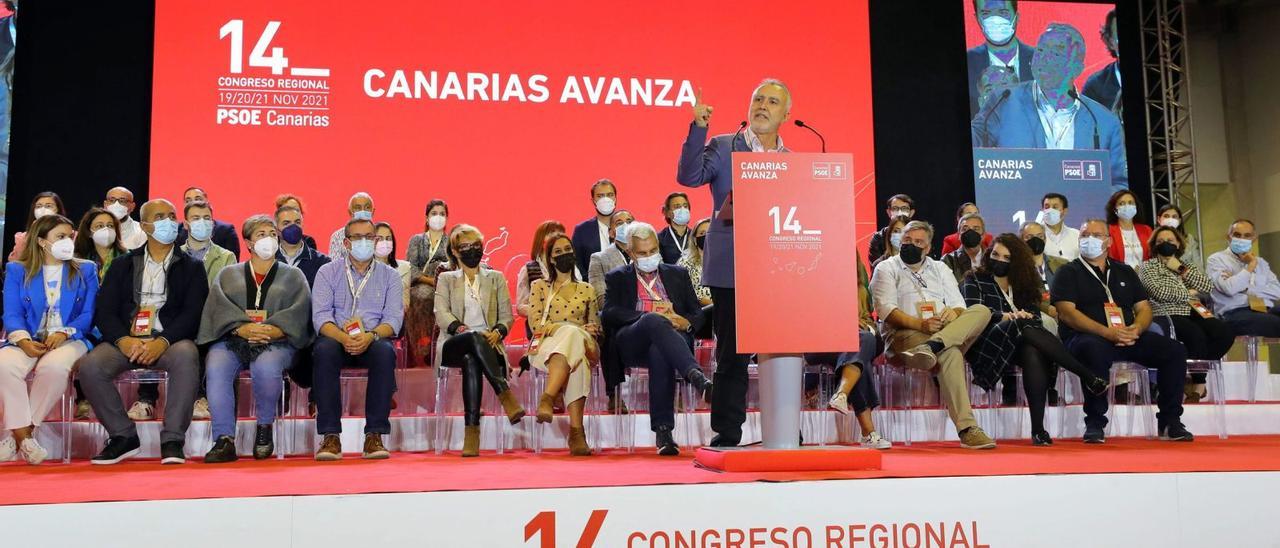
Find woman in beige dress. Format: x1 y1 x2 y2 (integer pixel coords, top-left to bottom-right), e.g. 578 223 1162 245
528 234 601 456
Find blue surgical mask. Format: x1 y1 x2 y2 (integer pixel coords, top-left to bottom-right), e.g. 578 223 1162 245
1079 236 1106 260
189 219 214 241
1230 238 1253 255
636 253 661 274
1041 208 1062 227
890 230 903 249
349 239 376 262
672 207 691 226
981 15 1015 45
1116 204 1138 221
352 210 373 222
150 219 179 245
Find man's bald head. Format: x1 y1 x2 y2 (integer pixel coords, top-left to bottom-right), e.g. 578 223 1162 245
140 199 177 223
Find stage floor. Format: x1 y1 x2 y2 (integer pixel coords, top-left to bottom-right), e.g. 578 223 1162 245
5 434 1280 507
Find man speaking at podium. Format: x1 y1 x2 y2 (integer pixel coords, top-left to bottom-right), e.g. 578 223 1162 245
677 79 790 447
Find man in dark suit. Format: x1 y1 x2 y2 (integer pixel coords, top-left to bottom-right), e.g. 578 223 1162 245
657 191 694 264
967 0 1036 118
1082 9 1122 115
274 204 331 286
942 213 988 283
602 222 713 456
0 1 15 62
570 179 619 277
677 78 790 447
174 186 241 257
78 199 210 465
971 24 1129 190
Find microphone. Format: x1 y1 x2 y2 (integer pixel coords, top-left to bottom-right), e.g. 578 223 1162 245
975 89 1012 146
731 121 747 151
794 120 826 153
1069 89 1101 150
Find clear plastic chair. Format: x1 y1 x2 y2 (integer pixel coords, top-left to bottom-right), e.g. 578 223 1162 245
234 370 290 459
1054 373 1085 439
1185 360 1228 439
1240 336 1279 402
801 363 836 446
89 369 169 459
615 368 700 452
522 366 604 454
877 362 947 446
1107 361 1155 439
25 370 73 464
432 365 509 455
966 369 1025 440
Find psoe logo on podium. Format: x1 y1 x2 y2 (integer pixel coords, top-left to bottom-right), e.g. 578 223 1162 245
1061 159 1104 181
811 161 849 180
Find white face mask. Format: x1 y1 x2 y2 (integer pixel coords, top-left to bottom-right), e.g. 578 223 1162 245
596 197 616 216
1041 208 1062 227
92 227 116 248
1160 218 1181 229
1079 236 1106 260
427 214 447 232
106 202 129 221
48 238 75 261
375 240 394 258
33 206 55 219
253 237 279 260
671 207 691 226
635 253 661 273
981 15 1016 45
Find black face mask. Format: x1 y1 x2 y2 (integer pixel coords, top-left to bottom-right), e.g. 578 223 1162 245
1026 236 1046 255
989 259 1011 277
695 235 706 250
899 243 924 265
1154 241 1180 258
458 248 483 268
961 229 982 248
552 252 576 273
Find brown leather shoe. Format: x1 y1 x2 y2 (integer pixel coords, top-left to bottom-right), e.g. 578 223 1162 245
568 426 591 456
498 389 526 425
362 433 390 459
536 393 555 424
315 434 342 461
462 425 481 457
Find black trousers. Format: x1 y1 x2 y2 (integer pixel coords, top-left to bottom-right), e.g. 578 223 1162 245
440 331 510 426
1014 325 1101 434
709 287 750 443
1222 307 1280 338
615 313 700 431
1065 331 1187 430
1154 313 1236 384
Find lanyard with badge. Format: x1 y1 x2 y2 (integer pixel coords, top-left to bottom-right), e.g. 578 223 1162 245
1079 258 1126 328
528 281 573 355
671 229 689 257
246 263 272 324
640 273 673 314
133 254 170 337
427 232 444 264
904 264 938 320
342 264 373 337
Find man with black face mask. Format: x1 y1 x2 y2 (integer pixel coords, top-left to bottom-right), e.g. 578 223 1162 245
870 221 996 449
943 213 988 283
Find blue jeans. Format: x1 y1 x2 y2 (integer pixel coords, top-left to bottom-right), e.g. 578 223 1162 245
206 341 296 438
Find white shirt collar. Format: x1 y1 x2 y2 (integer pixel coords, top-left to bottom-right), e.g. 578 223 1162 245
743 126 784 153
987 46 1020 78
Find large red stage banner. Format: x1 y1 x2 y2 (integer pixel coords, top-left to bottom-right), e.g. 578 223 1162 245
150 1 877 287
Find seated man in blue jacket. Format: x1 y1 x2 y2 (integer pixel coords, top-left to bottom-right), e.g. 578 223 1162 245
602 222 712 456
971 23 1128 190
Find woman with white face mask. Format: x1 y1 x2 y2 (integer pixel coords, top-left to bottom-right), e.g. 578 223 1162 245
1105 190 1152 269
871 217 909 271
197 215 313 463
0 214 99 465
373 222 412 308
8 192 67 262
405 200 451 367
1155 204 1201 266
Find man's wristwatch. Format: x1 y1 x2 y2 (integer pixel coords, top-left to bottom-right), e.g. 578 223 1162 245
371 332 382 342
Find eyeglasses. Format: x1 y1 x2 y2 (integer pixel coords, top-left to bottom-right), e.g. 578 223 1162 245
105 198 131 205
456 243 483 253
347 234 376 242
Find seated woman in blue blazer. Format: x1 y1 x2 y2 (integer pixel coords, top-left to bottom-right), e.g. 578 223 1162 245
0 214 99 465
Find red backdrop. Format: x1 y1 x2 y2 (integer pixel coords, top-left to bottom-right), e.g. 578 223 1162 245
150 1 876 317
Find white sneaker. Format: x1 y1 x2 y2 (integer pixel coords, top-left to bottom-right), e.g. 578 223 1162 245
899 343 938 370
192 398 211 420
19 438 48 465
0 437 16 462
828 392 852 416
860 431 892 450
127 401 155 421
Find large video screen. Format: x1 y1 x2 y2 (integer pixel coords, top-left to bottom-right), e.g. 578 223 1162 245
150 0 877 285
0 3 16 237
965 0 1126 235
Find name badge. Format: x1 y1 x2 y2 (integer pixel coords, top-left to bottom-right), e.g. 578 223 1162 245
1189 299 1214 319
1103 303 1126 328
652 301 674 315
1248 294 1268 313
917 301 938 320
246 309 268 324
343 317 365 338
131 305 156 337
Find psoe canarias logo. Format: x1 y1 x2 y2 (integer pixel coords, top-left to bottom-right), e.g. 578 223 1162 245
812 162 848 180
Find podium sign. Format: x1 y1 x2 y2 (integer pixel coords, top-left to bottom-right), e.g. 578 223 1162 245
733 152 860 354
974 147 1115 236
